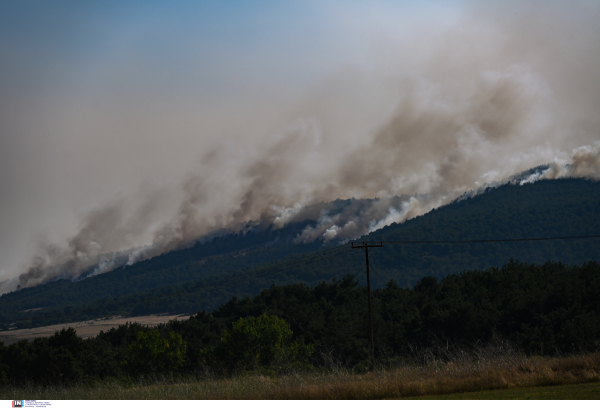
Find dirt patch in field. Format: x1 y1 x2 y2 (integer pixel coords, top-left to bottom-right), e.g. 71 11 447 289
0 314 192 345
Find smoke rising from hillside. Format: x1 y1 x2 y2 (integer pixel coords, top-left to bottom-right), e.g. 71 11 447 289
2 2 600 293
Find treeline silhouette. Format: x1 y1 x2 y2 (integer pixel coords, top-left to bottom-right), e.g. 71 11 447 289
1 259 599 385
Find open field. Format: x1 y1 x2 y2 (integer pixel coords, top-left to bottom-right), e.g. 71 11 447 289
0 314 192 345
4 353 600 399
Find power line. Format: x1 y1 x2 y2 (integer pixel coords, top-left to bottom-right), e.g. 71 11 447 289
381 234 600 245
2 233 599 326
369 264 387 286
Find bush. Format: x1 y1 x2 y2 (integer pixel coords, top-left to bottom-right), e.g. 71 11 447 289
209 314 313 372
126 330 186 376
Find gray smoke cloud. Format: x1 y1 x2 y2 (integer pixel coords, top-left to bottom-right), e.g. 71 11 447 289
2 1 600 293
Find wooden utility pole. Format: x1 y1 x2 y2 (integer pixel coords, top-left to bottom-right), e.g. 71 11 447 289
351 241 383 371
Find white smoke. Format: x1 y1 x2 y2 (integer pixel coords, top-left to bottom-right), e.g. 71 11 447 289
3 1 600 294
2 145 598 295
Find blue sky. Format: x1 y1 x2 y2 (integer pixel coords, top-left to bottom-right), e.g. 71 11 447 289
0 1 461 93
1 1 599 288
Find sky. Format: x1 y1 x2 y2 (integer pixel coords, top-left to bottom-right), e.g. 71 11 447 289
1 1 599 291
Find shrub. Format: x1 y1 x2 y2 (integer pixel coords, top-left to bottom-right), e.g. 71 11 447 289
126 330 186 376
209 314 313 372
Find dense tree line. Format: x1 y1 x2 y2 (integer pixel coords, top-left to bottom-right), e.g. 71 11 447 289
1 260 599 385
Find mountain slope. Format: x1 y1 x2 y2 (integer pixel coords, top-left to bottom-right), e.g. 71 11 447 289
1 178 599 329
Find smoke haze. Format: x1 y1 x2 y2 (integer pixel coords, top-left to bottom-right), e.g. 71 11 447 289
1 1 600 293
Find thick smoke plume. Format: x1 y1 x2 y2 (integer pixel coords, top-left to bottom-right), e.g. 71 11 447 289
2 2 600 293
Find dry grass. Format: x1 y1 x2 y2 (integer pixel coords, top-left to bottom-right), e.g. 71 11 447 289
5 351 600 399
0 314 192 345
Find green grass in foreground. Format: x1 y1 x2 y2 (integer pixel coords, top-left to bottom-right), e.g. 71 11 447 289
413 381 600 400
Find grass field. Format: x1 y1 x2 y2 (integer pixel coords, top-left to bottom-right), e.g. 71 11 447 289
4 352 600 399
413 381 600 399
0 314 192 345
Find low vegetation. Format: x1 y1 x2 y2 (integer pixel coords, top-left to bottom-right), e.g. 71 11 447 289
1 259 599 393
416 382 600 400
3 350 600 399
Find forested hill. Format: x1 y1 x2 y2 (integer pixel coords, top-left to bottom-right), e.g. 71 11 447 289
1 178 599 329
365 178 600 282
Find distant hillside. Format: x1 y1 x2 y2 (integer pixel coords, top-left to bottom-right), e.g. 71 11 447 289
1 178 599 329
368 178 600 282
